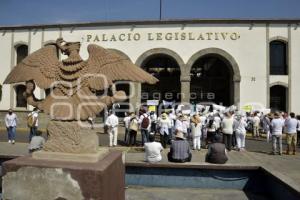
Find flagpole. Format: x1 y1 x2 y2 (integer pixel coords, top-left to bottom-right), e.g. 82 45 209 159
159 0 162 20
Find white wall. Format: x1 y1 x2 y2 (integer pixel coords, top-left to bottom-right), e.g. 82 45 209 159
291 26 300 113
0 31 12 110
0 22 299 113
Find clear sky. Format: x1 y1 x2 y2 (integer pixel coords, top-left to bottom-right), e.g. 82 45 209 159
0 0 300 26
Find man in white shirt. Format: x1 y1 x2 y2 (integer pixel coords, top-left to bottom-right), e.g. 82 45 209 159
5 109 18 144
144 133 163 163
252 112 260 138
105 110 119 147
285 112 298 155
221 112 234 151
175 115 189 137
123 112 131 145
28 108 39 142
271 112 285 155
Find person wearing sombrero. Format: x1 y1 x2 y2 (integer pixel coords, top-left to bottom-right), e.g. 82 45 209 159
175 114 189 138
190 114 202 151
167 131 192 163
157 112 172 148
128 112 138 146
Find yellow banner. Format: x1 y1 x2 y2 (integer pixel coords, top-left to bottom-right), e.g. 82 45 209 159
148 106 156 112
242 105 252 112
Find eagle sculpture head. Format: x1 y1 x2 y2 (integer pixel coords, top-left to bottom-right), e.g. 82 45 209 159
56 38 82 63
56 38 81 56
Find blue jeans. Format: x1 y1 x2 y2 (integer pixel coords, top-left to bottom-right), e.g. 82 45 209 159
29 127 37 141
272 135 282 154
7 126 16 141
141 129 149 145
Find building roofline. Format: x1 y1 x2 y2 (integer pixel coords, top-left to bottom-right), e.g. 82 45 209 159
0 18 300 30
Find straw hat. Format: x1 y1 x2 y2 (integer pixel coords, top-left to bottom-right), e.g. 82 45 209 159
175 131 185 139
274 112 281 118
182 115 188 121
161 113 168 119
191 115 200 124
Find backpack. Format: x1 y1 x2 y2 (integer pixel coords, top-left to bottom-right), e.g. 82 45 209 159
129 118 138 131
27 114 35 127
141 114 150 129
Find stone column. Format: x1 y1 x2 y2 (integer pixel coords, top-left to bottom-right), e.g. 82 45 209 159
234 80 240 108
180 75 191 104
129 82 141 112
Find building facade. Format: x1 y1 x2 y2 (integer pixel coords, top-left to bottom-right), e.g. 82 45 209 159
0 19 299 114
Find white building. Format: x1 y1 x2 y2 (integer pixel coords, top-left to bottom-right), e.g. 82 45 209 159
0 19 299 114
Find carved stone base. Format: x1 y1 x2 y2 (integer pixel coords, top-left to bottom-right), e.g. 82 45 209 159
32 149 109 163
43 120 98 154
2 152 125 200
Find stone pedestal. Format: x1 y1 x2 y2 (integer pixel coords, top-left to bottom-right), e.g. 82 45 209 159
2 151 125 200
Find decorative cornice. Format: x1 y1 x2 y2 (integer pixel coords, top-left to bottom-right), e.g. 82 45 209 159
1 18 300 30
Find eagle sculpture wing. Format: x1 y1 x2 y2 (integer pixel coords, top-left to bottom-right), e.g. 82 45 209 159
86 44 158 91
3 45 61 89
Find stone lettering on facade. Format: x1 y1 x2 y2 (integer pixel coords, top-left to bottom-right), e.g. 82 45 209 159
85 32 241 42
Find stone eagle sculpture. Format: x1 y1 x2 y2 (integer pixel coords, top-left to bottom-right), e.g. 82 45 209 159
4 38 158 120
3 38 158 154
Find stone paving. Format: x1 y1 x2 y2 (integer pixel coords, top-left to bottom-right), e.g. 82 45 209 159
125 187 268 200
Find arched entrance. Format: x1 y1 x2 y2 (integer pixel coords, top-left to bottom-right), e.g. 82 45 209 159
190 55 233 106
270 85 287 112
140 54 181 102
187 48 241 106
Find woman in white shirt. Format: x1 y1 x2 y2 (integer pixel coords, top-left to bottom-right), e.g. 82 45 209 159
144 133 163 163
5 109 18 144
191 114 202 150
221 112 234 151
233 115 247 151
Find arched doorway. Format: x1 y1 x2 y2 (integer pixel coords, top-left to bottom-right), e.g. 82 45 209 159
190 54 234 106
140 54 181 103
270 85 287 112
187 48 241 106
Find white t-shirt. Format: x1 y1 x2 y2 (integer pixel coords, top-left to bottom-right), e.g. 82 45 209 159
253 116 260 127
233 118 247 134
105 114 119 128
158 118 171 135
222 117 234 135
5 113 17 127
271 118 285 135
191 122 202 137
284 117 298 134
144 141 163 163
199 116 207 127
214 116 221 129
123 116 131 129
28 112 39 127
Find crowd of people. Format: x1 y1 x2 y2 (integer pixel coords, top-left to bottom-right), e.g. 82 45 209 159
4 105 300 164
4 108 45 152
106 105 300 164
